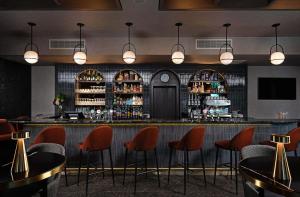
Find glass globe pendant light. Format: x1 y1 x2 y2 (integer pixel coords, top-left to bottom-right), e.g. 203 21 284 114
73 23 87 65
171 23 185 64
219 23 234 65
24 22 39 64
122 22 136 64
270 23 285 65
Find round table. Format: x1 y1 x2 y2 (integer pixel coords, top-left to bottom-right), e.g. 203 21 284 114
240 156 300 197
0 152 65 196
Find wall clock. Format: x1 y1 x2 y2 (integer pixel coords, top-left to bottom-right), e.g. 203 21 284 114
160 73 170 83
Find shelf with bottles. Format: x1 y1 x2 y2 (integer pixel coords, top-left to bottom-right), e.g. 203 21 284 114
75 98 106 106
112 106 143 120
75 69 106 107
188 69 227 94
113 95 143 106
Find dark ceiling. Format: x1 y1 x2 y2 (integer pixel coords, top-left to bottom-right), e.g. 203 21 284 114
159 0 300 10
0 0 122 10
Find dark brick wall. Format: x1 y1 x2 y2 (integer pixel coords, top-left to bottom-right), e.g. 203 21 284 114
56 63 247 116
0 59 31 119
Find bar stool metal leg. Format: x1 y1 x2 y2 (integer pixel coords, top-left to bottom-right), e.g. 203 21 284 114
154 148 160 187
200 149 207 187
213 147 219 184
122 148 128 185
85 151 90 196
187 151 190 182
230 150 233 179
144 151 147 178
77 149 82 186
167 148 173 184
109 147 115 185
100 150 104 179
134 151 138 194
235 151 238 195
184 150 187 195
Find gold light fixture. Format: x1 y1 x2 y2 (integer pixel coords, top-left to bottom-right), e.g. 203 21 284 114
73 23 87 65
171 23 185 64
24 22 39 64
270 23 285 65
271 134 292 185
122 22 136 64
219 23 234 65
11 131 30 180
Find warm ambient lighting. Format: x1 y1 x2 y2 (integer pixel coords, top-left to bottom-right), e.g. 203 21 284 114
73 51 87 65
271 134 291 185
270 23 285 65
123 50 136 64
219 23 234 65
123 22 136 64
73 23 87 65
171 23 185 64
171 51 184 64
24 22 39 64
220 51 234 65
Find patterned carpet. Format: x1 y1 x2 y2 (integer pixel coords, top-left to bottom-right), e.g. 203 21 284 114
58 174 245 197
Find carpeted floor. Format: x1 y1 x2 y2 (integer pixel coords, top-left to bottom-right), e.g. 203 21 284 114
58 174 245 197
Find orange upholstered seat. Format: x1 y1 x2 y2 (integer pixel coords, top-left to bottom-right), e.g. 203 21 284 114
31 125 66 146
79 125 113 151
0 119 16 141
214 127 255 195
168 126 205 151
124 126 159 151
215 127 255 151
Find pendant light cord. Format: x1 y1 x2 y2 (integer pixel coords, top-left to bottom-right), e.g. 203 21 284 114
30 24 33 51
275 26 278 51
225 25 228 52
79 25 82 52
177 25 180 50
128 25 131 50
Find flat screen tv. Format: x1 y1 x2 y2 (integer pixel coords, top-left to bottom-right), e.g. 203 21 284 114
258 78 296 100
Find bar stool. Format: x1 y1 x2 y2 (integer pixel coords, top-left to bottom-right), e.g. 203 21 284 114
123 126 160 194
31 125 68 186
168 126 206 195
77 125 114 196
259 127 300 157
213 127 255 195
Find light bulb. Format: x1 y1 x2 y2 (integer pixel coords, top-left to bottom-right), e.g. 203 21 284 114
24 50 39 64
171 51 184 64
73 51 87 65
220 51 234 65
123 50 136 64
270 51 285 65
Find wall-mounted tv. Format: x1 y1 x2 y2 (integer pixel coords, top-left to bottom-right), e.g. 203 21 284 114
258 78 296 100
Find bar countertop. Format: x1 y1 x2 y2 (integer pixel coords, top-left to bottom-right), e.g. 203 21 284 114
9 118 300 126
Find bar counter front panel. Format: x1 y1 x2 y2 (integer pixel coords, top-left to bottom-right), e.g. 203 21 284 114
23 120 297 168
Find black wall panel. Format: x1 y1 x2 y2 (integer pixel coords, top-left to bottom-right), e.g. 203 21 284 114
0 59 31 119
56 63 247 117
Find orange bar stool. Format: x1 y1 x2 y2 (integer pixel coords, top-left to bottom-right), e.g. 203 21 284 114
0 119 16 141
31 125 68 186
260 127 300 157
123 126 160 194
77 125 114 196
167 126 206 195
213 127 255 195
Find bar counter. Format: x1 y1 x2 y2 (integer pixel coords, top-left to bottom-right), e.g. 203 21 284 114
17 119 299 168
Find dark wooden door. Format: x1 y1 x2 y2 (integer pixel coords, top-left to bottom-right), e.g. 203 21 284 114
153 86 177 120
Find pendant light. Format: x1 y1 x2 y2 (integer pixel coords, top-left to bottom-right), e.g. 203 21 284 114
122 22 136 64
219 23 234 65
73 23 87 65
171 23 185 64
24 22 39 64
270 23 285 65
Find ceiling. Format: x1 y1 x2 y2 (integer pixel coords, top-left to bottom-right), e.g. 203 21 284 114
0 0 299 65
0 0 299 39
